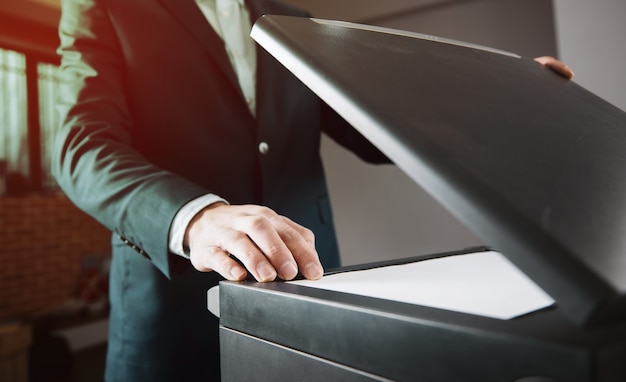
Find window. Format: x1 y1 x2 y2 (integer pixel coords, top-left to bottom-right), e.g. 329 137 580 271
0 46 62 195
0 48 28 192
38 61 63 189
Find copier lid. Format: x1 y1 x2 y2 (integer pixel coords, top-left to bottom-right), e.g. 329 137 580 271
251 15 626 327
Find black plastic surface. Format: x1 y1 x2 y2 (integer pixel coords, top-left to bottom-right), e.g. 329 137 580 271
220 327 388 381
251 16 626 327
220 271 626 382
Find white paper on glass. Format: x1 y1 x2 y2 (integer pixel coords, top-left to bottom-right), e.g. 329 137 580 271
289 251 555 320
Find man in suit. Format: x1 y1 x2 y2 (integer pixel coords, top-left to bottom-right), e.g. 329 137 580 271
53 0 390 380
52 0 573 380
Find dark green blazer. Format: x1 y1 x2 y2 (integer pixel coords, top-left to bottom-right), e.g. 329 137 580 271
53 0 386 380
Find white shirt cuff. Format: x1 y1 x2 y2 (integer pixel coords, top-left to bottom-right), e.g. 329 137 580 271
169 193 229 258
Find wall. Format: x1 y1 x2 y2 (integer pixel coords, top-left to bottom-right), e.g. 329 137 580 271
0 1 112 324
553 0 626 112
0 192 111 322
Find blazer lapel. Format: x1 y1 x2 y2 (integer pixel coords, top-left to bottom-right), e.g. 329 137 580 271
158 0 240 92
247 0 311 119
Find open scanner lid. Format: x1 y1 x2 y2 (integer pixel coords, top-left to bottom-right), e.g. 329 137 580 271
251 15 626 328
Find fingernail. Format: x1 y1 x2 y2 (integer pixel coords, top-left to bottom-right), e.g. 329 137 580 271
305 263 323 280
257 263 277 282
230 267 247 280
280 262 298 280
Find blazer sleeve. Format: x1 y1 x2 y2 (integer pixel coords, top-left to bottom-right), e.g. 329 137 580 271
321 102 390 164
53 0 207 278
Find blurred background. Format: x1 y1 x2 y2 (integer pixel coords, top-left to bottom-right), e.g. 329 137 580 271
1 0 625 381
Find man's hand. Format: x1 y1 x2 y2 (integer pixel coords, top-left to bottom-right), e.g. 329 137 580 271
185 203 324 282
534 56 575 79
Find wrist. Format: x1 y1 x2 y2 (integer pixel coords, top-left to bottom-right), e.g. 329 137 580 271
184 201 228 250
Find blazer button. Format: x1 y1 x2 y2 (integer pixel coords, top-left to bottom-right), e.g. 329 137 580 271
258 142 269 155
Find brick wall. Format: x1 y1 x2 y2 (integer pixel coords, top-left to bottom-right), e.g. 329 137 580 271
0 192 111 321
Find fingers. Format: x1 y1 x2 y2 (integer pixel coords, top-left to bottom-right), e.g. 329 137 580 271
231 209 323 280
534 56 575 80
186 204 324 282
189 246 249 281
234 214 298 281
274 216 323 280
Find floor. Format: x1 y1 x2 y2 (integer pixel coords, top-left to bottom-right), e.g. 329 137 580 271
28 339 107 382
69 343 107 382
